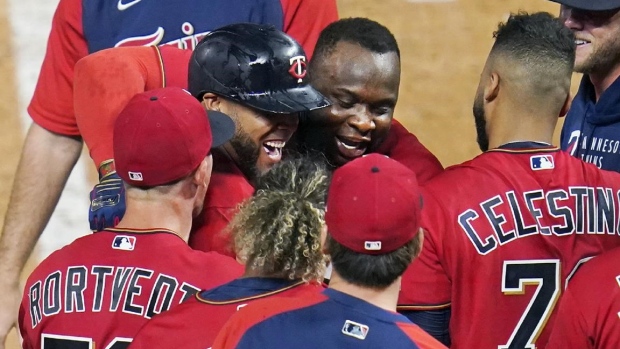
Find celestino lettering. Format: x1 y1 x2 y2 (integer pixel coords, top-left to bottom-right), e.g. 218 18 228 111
28 265 200 328
459 186 620 255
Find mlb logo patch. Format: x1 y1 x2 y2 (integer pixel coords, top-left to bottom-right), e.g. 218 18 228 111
364 241 382 251
128 171 143 181
530 155 554 171
342 320 369 340
112 235 136 251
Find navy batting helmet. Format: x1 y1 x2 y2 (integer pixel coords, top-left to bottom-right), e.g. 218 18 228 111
188 23 330 114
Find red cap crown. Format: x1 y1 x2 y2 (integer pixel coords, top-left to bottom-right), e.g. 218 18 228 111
114 87 223 187
325 154 422 255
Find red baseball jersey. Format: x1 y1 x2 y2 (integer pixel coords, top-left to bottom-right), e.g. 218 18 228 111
18 228 243 349
546 246 620 349
214 288 447 349
398 144 620 349
29 0 337 137
73 46 442 256
129 278 323 349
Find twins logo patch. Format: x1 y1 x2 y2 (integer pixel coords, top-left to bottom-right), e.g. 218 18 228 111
530 155 554 171
112 236 136 251
342 320 369 340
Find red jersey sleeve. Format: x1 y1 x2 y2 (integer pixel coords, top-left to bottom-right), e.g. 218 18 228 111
73 46 166 167
28 0 88 136
398 190 451 309
279 0 338 58
377 119 443 185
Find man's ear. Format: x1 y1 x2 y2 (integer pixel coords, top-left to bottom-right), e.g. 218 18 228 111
193 155 213 188
321 225 332 254
559 93 572 118
201 92 222 111
484 71 500 102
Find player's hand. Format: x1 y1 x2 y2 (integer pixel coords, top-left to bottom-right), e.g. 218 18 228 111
89 170 126 231
0 280 19 349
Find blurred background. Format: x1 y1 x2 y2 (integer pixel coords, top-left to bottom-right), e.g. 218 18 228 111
0 0 572 346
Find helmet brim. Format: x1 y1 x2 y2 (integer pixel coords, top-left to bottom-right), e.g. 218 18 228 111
234 85 331 114
550 0 620 10
207 110 236 148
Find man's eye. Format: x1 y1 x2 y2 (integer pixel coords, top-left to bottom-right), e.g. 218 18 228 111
372 106 392 115
337 100 354 109
332 96 354 109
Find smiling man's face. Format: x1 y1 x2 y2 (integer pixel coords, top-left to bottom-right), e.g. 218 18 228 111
560 5 620 75
303 41 400 167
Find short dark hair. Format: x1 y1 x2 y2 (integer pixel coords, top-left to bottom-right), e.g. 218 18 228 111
491 12 575 98
311 17 400 66
325 233 421 289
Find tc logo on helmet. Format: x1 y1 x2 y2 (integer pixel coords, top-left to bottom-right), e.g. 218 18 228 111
289 56 307 83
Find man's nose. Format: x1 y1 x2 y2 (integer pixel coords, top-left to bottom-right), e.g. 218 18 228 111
348 106 375 134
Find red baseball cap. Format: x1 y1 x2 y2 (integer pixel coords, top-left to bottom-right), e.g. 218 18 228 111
114 87 235 187
325 154 422 255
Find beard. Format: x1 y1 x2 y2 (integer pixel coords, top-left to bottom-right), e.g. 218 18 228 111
229 130 261 182
473 95 489 152
575 34 620 75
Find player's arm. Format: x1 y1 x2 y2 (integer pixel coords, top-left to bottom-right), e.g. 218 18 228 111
0 0 86 345
279 0 338 58
74 46 164 230
398 190 452 345
0 124 82 349
74 46 164 168
377 119 443 184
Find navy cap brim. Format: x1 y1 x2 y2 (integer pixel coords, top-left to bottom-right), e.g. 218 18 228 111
234 85 331 114
207 110 235 148
550 0 620 11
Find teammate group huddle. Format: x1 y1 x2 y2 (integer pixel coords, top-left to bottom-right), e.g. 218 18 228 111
2 0 620 348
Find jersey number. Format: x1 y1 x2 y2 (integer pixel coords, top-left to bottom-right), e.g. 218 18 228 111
499 260 560 349
42 334 131 349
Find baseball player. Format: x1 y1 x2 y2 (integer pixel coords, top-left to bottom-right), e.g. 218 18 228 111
397 12 620 348
75 23 330 256
545 246 620 349
0 1 336 342
17 87 243 349
128 156 329 349
298 17 444 182
213 154 446 349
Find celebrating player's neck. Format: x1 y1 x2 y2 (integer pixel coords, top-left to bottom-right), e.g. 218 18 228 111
327 271 401 312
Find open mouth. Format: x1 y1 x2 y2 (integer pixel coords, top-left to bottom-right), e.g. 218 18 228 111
575 39 590 46
263 140 286 161
335 136 367 159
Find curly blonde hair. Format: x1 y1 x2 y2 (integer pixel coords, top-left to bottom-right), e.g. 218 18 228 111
230 155 330 282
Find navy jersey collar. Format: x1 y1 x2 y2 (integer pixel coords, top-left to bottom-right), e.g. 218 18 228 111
323 288 410 323
497 141 553 149
197 277 304 304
